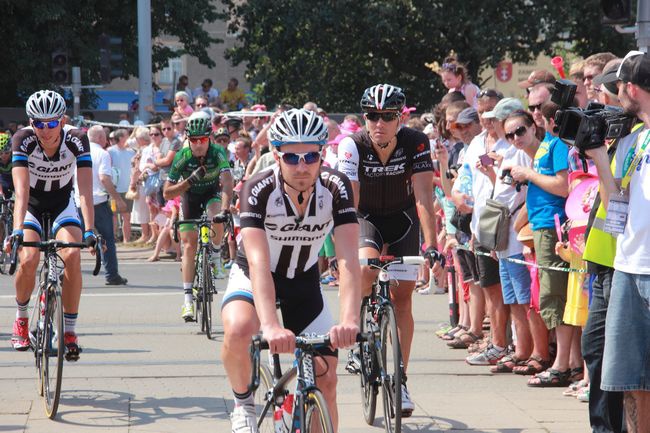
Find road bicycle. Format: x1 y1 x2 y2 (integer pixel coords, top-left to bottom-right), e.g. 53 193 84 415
0 196 14 274
173 210 229 339
9 217 102 419
355 255 425 433
250 333 368 433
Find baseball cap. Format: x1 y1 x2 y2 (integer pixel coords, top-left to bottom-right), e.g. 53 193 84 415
593 60 623 94
455 107 479 124
481 98 525 120
616 50 650 89
517 70 556 89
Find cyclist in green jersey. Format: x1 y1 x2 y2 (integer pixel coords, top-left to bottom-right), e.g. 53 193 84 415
163 112 233 321
0 132 13 197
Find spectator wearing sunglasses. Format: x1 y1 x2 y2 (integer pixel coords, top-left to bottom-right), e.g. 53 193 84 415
154 118 182 185
436 55 480 108
582 52 617 103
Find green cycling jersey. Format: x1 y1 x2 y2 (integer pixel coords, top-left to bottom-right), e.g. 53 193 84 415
167 143 231 194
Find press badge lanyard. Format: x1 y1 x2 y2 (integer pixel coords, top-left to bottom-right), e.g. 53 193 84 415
603 130 650 235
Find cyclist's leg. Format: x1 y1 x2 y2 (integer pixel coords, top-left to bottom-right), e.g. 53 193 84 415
221 265 259 398
385 207 420 372
179 229 198 287
358 213 382 297
206 195 225 276
179 192 200 315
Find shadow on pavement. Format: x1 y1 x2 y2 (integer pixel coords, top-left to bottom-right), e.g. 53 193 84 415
55 389 229 427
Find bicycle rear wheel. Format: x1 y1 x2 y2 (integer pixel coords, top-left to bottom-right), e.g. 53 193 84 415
255 363 275 433
380 304 402 433
42 284 64 419
202 250 214 339
359 296 378 425
304 389 334 433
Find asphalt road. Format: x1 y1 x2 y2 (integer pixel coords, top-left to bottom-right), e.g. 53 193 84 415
0 259 590 433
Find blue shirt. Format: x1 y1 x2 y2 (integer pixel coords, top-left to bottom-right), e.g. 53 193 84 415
526 133 569 230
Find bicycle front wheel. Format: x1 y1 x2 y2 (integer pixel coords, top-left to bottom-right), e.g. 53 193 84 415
202 249 214 339
380 304 402 433
42 284 64 419
194 251 204 329
359 296 378 425
255 363 274 433
0 215 11 274
304 389 335 433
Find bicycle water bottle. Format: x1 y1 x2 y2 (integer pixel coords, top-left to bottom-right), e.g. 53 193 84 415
273 393 294 433
458 163 474 206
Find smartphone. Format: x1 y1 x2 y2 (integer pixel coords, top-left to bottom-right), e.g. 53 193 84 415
479 154 494 167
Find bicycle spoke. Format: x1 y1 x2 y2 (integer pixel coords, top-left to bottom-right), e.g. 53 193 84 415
42 285 64 419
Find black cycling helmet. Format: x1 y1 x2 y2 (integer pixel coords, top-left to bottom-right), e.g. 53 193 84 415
360 84 406 112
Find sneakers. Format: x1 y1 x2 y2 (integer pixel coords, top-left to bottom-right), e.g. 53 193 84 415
64 332 82 361
465 343 507 366
401 383 414 417
230 405 258 433
345 349 361 375
105 276 128 286
181 303 195 322
11 318 30 351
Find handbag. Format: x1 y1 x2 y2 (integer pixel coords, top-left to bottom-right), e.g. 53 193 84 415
478 196 524 252
143 172 162 197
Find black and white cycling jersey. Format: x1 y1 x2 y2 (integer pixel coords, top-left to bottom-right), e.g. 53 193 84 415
236 165 357 279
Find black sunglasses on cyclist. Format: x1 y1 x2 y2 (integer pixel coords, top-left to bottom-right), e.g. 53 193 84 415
505 125 528 141
32 119 62 129
277 151 321 165
365 112 400 122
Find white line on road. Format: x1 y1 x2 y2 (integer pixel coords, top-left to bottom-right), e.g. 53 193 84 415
0 291 180 299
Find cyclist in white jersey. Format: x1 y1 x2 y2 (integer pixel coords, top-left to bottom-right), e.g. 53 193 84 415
221 108 361 433
5 90 97 360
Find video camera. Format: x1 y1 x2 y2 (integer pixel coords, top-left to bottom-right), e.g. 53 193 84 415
552 79 636 152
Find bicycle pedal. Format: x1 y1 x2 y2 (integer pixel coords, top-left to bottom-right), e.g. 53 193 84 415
183 316 196 323
401 408 414 418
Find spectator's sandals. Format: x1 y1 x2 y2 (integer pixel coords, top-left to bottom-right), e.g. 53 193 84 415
447 331 482 349
527 368 572 387
512 355 550 375
490 354 526 373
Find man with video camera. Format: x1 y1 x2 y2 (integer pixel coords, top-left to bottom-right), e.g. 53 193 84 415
585 50 650 433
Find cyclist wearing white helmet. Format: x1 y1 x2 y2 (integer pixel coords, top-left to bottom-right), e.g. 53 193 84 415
5 90 97 359
221 108 360 433
337 84 444 416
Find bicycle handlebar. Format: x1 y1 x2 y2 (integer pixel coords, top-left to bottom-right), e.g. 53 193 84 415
253 332 371 351
359 255 425 267
9 237 103 276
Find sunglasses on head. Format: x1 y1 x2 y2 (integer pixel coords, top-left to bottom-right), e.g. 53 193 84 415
442 62 458 72
365 112 400 122
32 118 61 129
505 125 528 141
478 89 503 99
277 150 321 165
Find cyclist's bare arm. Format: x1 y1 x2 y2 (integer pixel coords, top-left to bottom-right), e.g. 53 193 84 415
163 179 190 201
11 166 29 231
330 222 361 349
243 226 295 353
412 171 437 250
76 167 95 232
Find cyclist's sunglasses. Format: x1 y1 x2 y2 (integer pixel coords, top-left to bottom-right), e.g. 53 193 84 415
189 136 209 144
365 112 400 122
505 125 528 141
277 151 321 165
32 118 62 129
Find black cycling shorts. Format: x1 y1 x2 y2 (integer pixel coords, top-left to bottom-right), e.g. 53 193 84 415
358 206 419 257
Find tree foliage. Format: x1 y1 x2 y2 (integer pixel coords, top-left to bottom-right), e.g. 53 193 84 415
0 0 223 105
222 0 636 112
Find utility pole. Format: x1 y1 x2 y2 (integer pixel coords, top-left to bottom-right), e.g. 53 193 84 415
137 0 153 124
72 67 81 118
638 0 650 52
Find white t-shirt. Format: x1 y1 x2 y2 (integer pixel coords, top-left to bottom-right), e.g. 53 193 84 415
74 142 112 206
493 144 531 258
614 127 650 274
107 145 136 193
452 132 510 240
192 86 220 102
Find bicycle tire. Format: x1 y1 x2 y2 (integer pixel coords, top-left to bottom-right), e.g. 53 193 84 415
304 389 335 433
359 296 378 425
380 304 402 433
30 284 46 397
202 249 213 339
195 251 204 329
0 216 11 274
255 363 275 433
42 284 64 419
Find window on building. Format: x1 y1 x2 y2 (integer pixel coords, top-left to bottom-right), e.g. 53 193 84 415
158 57 183 85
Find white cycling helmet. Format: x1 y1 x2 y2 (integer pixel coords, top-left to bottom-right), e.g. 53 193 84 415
25 90 67 120
268 108 328 147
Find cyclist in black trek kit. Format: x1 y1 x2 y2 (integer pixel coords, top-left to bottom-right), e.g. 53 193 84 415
337 84 444 416
220 108 361 433
5 90 97 360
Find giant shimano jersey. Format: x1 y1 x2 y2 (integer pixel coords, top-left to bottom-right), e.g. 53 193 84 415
337 127 433 216
167 144 231 195
238 165 357 279
11 125 91 206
